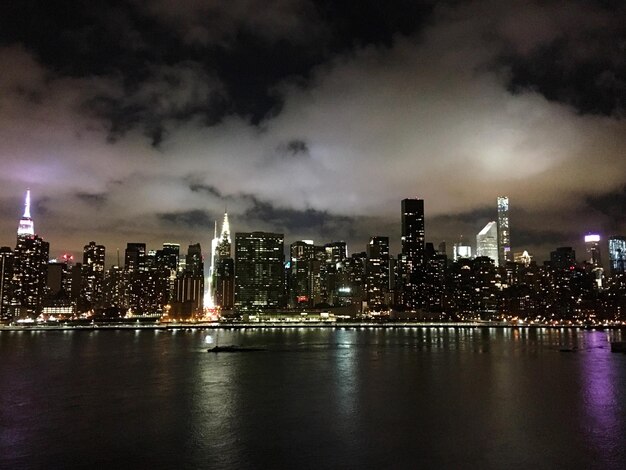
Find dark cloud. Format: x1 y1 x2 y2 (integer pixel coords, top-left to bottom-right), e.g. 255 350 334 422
189 183 223 199
276 139 310 158
75 192 107 207
158 209 215 229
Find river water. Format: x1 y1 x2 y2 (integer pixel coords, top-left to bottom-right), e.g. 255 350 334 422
1 327 625 469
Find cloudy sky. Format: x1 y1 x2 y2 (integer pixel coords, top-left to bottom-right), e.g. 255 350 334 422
1 0 625 263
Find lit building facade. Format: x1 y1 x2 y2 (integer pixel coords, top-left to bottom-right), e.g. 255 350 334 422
366 236 390 310
476 221 499 266
0 247 14 321
609 236 626 274
400 198 425 309
81 241 105 310
234 232 284 312
12 191 49 318
497 196 511 265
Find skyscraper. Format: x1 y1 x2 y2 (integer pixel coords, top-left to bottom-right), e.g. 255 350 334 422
401 198 425 264
234 232 284 313
497 196 511 265
366 236 390 310
209 212 232 308
608 236 626 274
584 234 602 267
476 221 499 266
12 190 49 318
81 241 106 310
0 247 14 321
401 198 425 309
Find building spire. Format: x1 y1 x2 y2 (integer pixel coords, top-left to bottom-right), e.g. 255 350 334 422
24 188 31 218
220 211 230 242
17 189 35 237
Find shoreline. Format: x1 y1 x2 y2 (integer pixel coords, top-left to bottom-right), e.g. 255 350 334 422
1 322 625 332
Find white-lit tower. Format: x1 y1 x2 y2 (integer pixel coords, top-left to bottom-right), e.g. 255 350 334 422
497 196 511 265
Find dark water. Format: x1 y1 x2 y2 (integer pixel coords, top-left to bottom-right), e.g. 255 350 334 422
1 327 626 469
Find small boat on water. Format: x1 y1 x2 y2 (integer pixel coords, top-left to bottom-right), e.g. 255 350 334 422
610 341 626 353
208 345 266 353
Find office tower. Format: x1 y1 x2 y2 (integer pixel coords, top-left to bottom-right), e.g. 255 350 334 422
81 241 105 310
476 221 499 266
289 240 316 306
215 258 235 310
401 198 425 309
185 243 204 277
584 234 602 267
608 236 626 274
366 237 390 310
155 243 180 303
12 190 49 318
497 196 511 265
209 212 233 308
550 247 576 271
157 243 180 271
0 247 14 321
103 265 126 311
170 243 205 316
401 198 425 264
234 232 284 312
125 243 146 272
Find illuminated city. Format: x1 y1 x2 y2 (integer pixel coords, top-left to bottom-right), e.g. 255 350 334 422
2 190 626 327
1 2 625 469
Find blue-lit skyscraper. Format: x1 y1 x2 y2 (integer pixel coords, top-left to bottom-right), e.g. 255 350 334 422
609 236 626 274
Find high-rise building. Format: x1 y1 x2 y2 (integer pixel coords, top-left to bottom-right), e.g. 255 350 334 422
0 247 14 321
366 236 390 310
81 241 105 310
497 196 511 265
12 190 49 318
209 212 232 308
550 247 576 271
234 232 284 312
185 243 204 277
584 234 602 267
608 236 626 274
289 240 316 306
401 198 425 264
476 221 499 266
125 243 146 272
401 198 425 309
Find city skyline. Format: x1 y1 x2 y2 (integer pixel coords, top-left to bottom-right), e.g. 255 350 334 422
2 188 619 268
1 1 625 263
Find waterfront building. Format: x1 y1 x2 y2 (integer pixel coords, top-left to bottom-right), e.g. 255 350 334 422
366 236 390 310
476 221 499 266
400 198 425 309
12 190 49 318
81 241 105 311
497 196 511 265
209 212 233 309
234 232 284 312
0 247 14 321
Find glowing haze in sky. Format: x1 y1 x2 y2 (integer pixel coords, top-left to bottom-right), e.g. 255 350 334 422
0 1 625 261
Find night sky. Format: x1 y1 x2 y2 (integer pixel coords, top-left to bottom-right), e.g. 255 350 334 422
1 0 625 263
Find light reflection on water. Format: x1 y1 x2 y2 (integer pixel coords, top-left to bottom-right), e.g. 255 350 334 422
0 327 625 469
